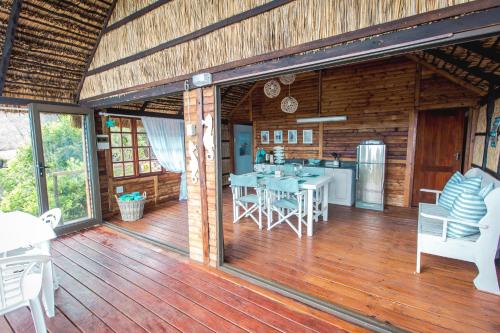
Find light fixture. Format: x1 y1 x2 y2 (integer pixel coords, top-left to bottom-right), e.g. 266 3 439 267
264 80 281 98
192 73 212 87
296 116 347 124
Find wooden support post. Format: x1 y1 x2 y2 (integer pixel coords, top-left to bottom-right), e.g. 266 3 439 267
318 70 323 158
0 0 23 94
196 89 210 265
403 63 421 207
482 86 495 169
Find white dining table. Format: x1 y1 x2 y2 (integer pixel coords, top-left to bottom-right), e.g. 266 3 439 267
0 211 57 317
253 173 334 236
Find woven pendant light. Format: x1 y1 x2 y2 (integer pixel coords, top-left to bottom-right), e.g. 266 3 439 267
263 80 281 98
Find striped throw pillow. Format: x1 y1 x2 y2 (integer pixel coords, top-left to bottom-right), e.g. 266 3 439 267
478 183 494 198
438 173 481 210
447 190 486 238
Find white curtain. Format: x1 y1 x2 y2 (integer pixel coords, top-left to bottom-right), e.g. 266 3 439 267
141 117 187 200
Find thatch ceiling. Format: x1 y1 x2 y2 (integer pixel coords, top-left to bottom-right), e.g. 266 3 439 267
0 0 114 103
416 36 499 95
108 92 184 116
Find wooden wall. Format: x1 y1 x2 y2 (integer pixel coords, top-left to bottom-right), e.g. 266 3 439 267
226 57 481 207
96 116 181 220
184 88 218 266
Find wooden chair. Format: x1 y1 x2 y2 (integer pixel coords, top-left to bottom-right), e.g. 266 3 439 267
0 254 51 333
417 168 500 295
266 177 306 238
230 174 265 229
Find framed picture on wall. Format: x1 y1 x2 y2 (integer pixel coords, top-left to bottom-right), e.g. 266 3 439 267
261 131 270 144
274 130 283 144
288 130 297 144
303 129 313 144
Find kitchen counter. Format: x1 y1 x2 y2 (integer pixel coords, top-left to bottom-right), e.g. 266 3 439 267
256 160 356 169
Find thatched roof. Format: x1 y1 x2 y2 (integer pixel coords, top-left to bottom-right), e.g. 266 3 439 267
0 0 114 103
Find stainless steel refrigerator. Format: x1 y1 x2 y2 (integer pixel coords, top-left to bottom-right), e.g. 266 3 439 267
355 140 386 211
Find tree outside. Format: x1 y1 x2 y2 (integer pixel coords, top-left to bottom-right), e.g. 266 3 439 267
0 115 88 222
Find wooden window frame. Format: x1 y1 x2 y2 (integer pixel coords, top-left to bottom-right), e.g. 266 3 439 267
109 117 165 179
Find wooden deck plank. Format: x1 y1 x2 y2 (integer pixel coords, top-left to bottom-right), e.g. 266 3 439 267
69 232 324 333
53 242 208 333
108 201 189 249
54 287 114 333
81 227 358 333
0 316 14 333
55 237 260 333
222 190 500 333
1 226 358 333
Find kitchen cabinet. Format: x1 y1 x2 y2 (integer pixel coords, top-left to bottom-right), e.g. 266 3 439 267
324 168 355 206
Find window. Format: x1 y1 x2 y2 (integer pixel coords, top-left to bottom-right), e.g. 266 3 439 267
109 117 163 178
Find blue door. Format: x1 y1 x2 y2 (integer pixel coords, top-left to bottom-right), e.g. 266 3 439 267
234 125 253 174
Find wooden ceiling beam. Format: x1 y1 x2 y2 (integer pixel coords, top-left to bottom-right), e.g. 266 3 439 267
426 48 498 84
229 82 259 116
0 0 23 95
104 0 172 34
406 54 486 96
460 39 500 61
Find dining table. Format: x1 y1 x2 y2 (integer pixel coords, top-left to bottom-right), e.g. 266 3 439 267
251 172 334 236
0 211 57 317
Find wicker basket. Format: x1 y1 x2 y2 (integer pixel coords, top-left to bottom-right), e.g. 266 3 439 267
115 192 147 222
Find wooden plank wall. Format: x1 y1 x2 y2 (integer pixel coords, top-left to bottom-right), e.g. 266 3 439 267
184 88 218 265
96 116 181 220
226 57 481 207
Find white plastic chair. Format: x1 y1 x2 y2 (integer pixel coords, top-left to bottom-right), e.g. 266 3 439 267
230 174 266 229
0 254 51 333
7 208 61 317
266 177 306 238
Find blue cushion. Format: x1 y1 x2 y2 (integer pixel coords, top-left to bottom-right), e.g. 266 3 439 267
478 183 494 198
447 191 486 238
438 173 481 210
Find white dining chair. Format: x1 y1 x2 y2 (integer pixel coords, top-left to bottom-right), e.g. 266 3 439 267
0 254 51 333
266 177 307 238
230 174 266 229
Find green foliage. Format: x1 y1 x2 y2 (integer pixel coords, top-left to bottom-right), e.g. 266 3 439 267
0 116 88 221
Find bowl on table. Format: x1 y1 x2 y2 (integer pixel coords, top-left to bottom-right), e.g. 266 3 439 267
307 159 321 166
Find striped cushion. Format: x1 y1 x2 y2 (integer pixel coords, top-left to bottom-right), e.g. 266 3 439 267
447 190 486 238
438 174 482 210
478 183 494 198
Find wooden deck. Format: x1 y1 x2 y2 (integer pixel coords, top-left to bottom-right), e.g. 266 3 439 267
0 226 363 333
108 200 189 251
222 192 500 333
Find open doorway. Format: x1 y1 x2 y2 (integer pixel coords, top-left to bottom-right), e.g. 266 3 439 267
96 93 189 254
216 35 500 333
411 108 468 206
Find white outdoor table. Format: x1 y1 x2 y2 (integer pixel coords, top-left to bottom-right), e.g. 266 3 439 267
250 173 334 236
0 211 57 317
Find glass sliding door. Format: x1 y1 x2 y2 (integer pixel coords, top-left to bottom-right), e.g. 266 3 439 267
0 110 39 215
29 104 101 232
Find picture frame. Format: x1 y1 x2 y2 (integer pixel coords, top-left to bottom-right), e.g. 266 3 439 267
288 130 297 144
303 129 313 144
274 130 283 144
261 130 270 144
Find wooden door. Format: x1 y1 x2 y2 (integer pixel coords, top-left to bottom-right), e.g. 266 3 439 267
411 108 466 206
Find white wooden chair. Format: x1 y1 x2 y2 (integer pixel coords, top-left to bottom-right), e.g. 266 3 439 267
0 254 51 333
417 168 500 295
230 174 266 229
266 177 306 238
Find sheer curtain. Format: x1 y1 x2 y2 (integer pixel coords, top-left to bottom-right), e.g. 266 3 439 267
141 117 187 200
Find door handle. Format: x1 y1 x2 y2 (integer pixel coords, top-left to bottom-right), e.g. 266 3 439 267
37 163 50 176
455 152 461 161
